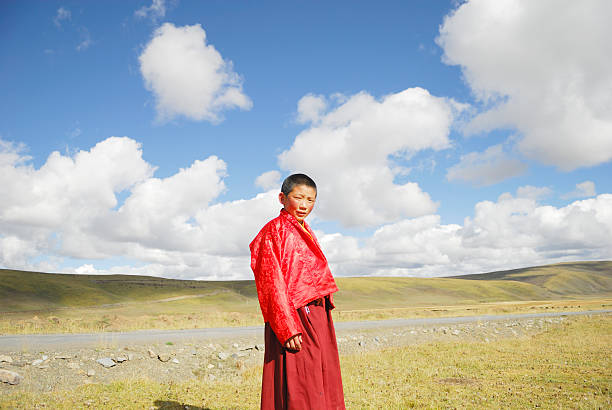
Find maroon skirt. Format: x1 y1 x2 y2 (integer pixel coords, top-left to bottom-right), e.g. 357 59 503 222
261 298 345 410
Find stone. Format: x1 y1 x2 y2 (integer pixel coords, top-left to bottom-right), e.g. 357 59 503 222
148 349 156 358
115 357 128 363
41 355 49 361
0 355 13 363
127 353 134 361
158 353 171 362
255 344 265 351
217 352 229 361
358 341 365 347
54 355 72 360
67 362 80 369
0 369 22 385
96 358 116 368
32 359 44 366
451 330 461 336
171 358 180 364
232 343 239 349
207 363 215 369
87 369 96 377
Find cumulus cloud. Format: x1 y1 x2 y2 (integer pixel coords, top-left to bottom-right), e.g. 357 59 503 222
279 88 459 227
255 170 281 191
53 7 71 28
135 0 166 22
516 185 552 200
446 144 527 186
139 23 252 123
562 181 596 200
296 94 327 124
321 193 612 277
438 0 612 170
0 137 278 279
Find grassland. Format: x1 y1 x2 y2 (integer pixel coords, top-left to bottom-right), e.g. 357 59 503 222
1 261 610 334
2 312 610 409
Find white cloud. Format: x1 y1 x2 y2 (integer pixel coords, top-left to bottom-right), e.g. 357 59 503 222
438 0 612 170
139 23 252 123
3 135 609 280
446 144 527 186
135 0 166 22
53 7 71 28
76 27 92 52
0 137 278 279
296 94 327 124
279 88 459 227
321 193 612 277
562 181 596 200
255 170 281 191
516 185 552 200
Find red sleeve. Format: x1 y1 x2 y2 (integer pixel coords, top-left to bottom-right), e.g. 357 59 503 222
250 224 302 345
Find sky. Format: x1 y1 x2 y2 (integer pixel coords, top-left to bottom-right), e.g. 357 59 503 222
1 0 611 280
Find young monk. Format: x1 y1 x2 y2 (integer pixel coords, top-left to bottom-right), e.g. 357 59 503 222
250 173 345 410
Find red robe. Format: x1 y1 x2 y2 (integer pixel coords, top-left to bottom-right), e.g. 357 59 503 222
250 209 339 344
250 209 345 409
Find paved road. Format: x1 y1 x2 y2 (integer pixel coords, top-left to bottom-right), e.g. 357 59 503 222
1 309 609 352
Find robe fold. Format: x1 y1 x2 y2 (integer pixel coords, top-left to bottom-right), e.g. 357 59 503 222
250 209 339 345
250 208 345 409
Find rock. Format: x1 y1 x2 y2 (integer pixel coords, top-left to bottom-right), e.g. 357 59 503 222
208 374 216 381
232 343 239 349
358 341 365 347
148 349 156 358
255 344 265 351
54 355 72 360
207 363 215 369
451 330 461 336
116 357 128 363
96 358 116 368
32 359 44 366
41 355 49 361
158 353 171 363
422 329 428 333
191 350 198 356
171 358 180 364
67 362 80 369
127 353 134 361
0 369 22 385
217 352 229 360
87 369 96 377
0 355 13 363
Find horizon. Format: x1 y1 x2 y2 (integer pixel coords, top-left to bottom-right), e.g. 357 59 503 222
1 0 611 280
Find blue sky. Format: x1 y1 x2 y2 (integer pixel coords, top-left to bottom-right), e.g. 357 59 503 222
1 0 611 279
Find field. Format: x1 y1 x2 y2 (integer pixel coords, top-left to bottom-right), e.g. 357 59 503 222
1 261 611 334
2 313 610 409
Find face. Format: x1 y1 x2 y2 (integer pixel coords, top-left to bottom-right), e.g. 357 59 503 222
279 184 317 223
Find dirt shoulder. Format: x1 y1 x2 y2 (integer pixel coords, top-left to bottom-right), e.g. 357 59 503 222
0 311 608 393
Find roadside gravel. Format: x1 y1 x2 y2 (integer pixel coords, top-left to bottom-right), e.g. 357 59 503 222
1 310 608 393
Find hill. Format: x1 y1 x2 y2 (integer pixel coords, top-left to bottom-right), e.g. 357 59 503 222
1 261 610 313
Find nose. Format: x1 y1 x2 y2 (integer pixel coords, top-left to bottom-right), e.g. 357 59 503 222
298 199 308 209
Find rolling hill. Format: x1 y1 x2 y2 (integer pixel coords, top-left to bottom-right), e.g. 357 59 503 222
1 261 610 313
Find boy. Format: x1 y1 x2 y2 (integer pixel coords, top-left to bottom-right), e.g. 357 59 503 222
250 173 345 410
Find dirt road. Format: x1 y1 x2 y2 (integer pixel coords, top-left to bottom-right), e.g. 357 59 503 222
1 309 609 352
1 310 609 393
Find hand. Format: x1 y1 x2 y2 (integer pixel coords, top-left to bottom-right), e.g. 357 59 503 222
284 334 303 351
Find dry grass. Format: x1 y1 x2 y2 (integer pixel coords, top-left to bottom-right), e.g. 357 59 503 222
1 298 610 335
3 314 610 409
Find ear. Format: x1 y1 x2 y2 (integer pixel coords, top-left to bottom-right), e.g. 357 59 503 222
278 192 286 205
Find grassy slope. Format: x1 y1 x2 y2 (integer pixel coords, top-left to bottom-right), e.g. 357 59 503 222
1 261 610 313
